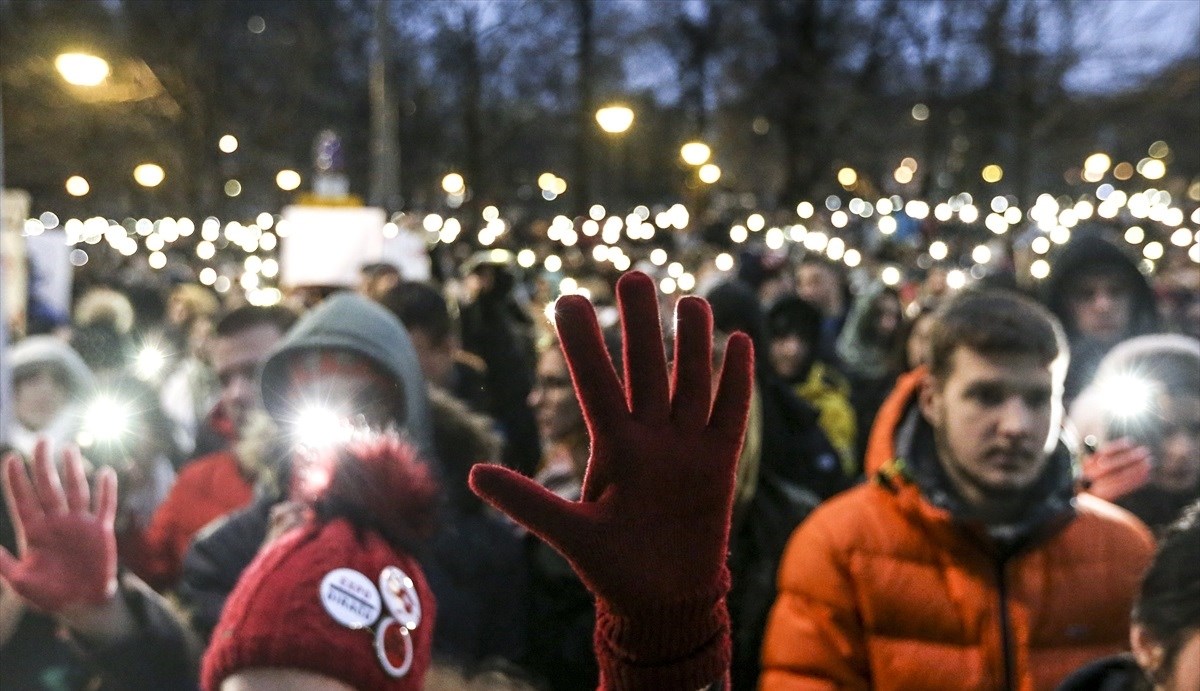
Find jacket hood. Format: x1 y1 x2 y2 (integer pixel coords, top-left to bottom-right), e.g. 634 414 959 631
1068 333 1200 444
866 368 1076 548
1042 230 1158 338
835 281 898 380
10 335 95 396
259 292 434 460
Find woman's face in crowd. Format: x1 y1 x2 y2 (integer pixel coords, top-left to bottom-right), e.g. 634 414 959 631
14 368 70 431
906 314 935 370
769 333 809 381
528 348 584 446
1148 392 1200 493
874 295 902 342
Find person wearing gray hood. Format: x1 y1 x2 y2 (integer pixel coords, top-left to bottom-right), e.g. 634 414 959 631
258 292 434 459
177 292 436 643
6 336 95 457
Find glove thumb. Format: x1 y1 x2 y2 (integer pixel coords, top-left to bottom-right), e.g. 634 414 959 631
469 464 588 548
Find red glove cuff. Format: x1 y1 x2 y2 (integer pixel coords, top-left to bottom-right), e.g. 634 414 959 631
594 568 732 690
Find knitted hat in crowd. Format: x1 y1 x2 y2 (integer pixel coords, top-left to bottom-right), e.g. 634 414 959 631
202 435 440 690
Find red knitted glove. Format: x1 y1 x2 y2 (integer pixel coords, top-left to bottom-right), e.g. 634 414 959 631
0 440 119 612
470 271 753 690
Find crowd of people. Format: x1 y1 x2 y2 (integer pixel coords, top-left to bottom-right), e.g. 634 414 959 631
0 220 1197 690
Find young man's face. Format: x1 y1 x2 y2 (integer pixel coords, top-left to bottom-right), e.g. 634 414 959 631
284 354 396 432
1067 271 1133 343
528 348 584 446
213 323 286 432
920 347 1062 503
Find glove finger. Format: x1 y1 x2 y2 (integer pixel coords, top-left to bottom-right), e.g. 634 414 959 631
2 453 41 544
556 293 627 431
671 296 713 426
469 464 586 553
709 332 754 438
62 445 90 514
617 272 670 424
32 439 68 516
94 467 118 529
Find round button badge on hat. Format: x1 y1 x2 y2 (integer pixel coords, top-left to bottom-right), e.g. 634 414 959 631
319 568 382 629
379 565 422 630
374 616 415 678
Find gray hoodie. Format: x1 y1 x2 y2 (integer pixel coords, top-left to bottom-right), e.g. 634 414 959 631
258 292 434 459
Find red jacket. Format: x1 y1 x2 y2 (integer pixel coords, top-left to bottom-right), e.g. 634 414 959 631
135 449 255 591
761 368 1155 690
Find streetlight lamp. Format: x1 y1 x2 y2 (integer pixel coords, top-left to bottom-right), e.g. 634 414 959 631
595 105 634 134
698 164 721 184
55 52 111 87
595 106 634 207
133 163 165 188
680 141 711 166
3 50 110 441
441 172 465 195
65 175 91 196
276 169 302 191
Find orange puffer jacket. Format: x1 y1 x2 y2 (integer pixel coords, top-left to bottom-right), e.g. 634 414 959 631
760 368 1155 691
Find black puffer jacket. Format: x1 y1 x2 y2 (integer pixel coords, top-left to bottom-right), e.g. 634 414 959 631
1055 653 1146 691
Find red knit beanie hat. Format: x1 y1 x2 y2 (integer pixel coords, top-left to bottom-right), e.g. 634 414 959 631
202 435 439 690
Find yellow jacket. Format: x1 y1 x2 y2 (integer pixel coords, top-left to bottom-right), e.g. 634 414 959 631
792 362 858 476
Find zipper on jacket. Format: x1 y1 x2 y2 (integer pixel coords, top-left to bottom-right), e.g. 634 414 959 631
995 559 1015 691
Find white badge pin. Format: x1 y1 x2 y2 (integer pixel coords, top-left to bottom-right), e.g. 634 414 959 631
379 565 422 630
319 568 382 629
375 616 415 678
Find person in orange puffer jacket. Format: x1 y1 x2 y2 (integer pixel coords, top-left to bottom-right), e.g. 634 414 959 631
761 288 1155 691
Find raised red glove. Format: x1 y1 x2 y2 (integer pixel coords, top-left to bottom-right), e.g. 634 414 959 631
1081 437 1152 501
0 440 118 612
470 271 753 690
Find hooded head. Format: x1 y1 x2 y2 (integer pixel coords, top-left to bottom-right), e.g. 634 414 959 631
259 293 434 461
1043 228 1158 344
836 281 904 379
9 337 95 448
765 295 822 382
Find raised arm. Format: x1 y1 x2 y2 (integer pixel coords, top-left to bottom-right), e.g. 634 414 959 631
471 271 753 690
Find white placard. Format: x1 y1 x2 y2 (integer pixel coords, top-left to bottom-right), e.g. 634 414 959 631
24 229 73 323
280 206 387 288
380 229 431 282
